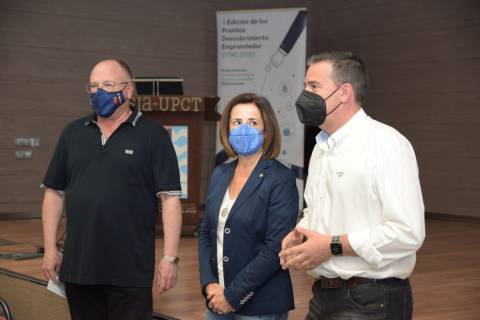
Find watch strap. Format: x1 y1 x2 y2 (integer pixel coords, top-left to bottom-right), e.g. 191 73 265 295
330 235 343 256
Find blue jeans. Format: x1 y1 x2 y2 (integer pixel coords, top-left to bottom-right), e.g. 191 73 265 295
306 278 413 320
205 309 289 320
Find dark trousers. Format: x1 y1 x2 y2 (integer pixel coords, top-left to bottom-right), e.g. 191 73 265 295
65 282 152 320
306 278 413 320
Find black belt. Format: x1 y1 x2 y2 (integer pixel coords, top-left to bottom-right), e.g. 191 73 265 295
315 276 408 289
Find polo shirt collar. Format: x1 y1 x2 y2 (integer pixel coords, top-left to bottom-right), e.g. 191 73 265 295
315 108 367 151
84 105 143 127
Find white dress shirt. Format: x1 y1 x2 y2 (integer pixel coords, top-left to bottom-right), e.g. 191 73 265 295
217 188 236 288
298 109 425 280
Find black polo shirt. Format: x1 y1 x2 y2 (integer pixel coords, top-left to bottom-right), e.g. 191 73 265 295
43 107 181 287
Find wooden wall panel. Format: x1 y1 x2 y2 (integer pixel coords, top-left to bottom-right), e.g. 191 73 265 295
422 187 480 217
0 0 478 218
0 0 311 218
366 93 480 126
306 0 480 218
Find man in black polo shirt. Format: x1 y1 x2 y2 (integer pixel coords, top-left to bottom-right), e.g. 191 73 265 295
41 59 182 320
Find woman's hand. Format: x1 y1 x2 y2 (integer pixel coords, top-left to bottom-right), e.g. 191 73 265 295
206 283 222 299
207 284 234 314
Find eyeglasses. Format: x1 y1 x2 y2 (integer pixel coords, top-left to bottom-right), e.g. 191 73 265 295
86 81 129 94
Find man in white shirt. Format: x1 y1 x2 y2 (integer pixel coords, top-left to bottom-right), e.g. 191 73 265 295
279 51 425 319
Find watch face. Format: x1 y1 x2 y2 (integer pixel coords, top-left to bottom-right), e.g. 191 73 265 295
330 242 343 255
163 256 179 264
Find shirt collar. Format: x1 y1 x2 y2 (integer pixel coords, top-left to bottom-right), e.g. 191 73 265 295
84 105 142 127
315 108 367 150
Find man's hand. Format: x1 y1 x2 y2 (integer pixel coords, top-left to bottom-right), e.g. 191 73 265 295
42 249 61 282
157 259 177 294
207 285 234 314
279 227 331 270
279 228 304 266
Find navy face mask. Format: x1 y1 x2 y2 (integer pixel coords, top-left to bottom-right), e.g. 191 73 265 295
295 87 341 127
229 124 264 156
89 88 127 118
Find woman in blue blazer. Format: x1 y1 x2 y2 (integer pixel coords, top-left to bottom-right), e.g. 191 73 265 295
198 93 299 319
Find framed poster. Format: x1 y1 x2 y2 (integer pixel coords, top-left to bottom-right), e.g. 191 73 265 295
165 125 188 199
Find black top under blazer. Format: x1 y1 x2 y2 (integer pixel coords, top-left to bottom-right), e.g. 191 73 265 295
198 158 299 316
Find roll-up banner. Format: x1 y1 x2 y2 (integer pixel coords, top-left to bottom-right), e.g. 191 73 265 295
216 8 307 208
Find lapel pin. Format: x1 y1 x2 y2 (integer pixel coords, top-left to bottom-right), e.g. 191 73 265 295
259 173 264 178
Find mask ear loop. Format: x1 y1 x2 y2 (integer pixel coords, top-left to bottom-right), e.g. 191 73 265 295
123 82 133 100
325 85 343 116
324 85 342 100
326 101 343 116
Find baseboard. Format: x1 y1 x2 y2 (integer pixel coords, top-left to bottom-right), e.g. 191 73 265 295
426 212 480 223
0 212 41 221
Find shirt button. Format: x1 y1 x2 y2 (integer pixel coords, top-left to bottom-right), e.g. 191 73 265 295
224 228 231 234
223 256 230 262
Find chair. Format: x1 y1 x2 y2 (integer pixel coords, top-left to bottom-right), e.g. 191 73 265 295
0 297 13 320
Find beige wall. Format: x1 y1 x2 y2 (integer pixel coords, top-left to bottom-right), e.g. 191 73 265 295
0 0 479 218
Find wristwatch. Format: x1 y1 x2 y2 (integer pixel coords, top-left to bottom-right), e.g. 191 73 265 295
162 255 180 265
330 235 343 256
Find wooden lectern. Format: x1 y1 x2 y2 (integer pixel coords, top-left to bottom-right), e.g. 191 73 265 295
131 94 220 235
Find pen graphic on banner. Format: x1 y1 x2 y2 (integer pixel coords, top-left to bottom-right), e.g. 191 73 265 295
261 10 307 92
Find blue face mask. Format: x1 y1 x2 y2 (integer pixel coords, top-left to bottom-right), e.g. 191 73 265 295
229 124 264 156
89 88 127 118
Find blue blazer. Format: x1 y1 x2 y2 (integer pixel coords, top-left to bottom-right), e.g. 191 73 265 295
198 158 299 316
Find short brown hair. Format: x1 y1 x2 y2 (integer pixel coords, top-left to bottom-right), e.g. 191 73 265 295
308 51 368 105
219 93 281 160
